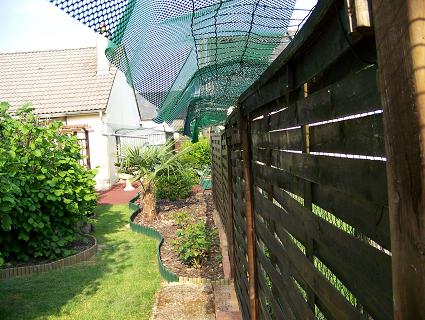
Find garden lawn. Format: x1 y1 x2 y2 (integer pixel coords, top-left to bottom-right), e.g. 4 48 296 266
0 204 161 320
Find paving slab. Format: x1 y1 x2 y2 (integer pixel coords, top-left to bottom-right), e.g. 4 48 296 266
150 282 215 320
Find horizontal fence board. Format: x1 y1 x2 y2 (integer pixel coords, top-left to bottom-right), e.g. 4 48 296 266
271 151 388 205
231 152 243 161
234 270 250 319
269 104 299 131
258 297 273 320
256 243 315 319
297 87 332 123
234 224 247 253
234 210 246 238
298 65 380 125
256 189 393 320
257 255 297 320
233 241 248 273
257 272 295 320
309 112 385 157
252 127 304 151
268 66 381 131
252 147 268 163
252 162 305 197
312 183 391 250
254 214 363 320
233 239 248 269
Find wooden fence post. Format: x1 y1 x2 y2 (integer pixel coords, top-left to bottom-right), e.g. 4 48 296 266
225 130 235 279
239 111 258 320
373 1 425 319
301 83 316 312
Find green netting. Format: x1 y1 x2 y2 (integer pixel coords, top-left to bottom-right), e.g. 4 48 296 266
49 0 309 138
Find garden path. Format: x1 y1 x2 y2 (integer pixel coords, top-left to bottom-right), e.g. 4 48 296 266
97 182 140 205
150 281 241 320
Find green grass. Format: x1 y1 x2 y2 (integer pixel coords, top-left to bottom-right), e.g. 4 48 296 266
0 204 161 320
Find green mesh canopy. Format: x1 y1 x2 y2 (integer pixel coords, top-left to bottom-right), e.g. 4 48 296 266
49 0 302 138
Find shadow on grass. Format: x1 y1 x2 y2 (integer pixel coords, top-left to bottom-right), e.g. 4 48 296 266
0 204 159 320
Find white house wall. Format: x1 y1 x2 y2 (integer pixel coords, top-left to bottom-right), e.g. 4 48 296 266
65 113 113 191
105 70 140 130
104 70 141 187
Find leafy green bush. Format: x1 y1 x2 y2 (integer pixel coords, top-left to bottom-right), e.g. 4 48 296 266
155 171 193 201
172 221 214 268
0 103 97 263
179 138 211 171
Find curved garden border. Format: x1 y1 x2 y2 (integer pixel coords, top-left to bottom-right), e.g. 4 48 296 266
129 193 179 282
128 193 229 285
0 235 97 280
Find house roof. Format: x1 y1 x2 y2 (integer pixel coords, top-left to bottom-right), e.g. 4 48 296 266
0 47 117 116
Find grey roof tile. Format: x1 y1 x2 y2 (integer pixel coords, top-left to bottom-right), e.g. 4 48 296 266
0 47 117 116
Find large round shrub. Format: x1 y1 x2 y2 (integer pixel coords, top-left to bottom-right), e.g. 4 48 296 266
155 172 193 201
0 103 97 263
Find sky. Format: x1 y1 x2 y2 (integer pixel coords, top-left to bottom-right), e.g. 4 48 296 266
0 0 317 53
0 0 96 53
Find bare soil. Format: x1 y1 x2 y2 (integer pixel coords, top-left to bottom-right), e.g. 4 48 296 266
135 192 224 280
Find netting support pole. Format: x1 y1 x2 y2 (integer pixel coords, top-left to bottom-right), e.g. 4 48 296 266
373 0 425 319
239 110 258 320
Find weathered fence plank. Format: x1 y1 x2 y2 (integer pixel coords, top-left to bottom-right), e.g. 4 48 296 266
255 189 392 319
271 151 387 205
373 0 425 318
310 113 385 157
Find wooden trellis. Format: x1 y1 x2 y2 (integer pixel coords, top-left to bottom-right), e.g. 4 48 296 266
60 125 91 168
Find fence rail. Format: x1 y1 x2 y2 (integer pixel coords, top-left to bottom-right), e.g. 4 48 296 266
211 0 396 319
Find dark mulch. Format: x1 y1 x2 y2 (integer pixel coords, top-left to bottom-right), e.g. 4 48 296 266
1 235 95 269
135 192 224 280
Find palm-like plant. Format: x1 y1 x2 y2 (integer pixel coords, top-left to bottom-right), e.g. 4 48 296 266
119 140 191 220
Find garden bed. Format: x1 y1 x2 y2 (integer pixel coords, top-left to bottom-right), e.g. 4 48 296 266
135 192 224 280
1 235 95 270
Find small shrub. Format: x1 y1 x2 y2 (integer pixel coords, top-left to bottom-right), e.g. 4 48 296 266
0 103 97 263
173 221 214 269
155 172 193 201
170 211 190 228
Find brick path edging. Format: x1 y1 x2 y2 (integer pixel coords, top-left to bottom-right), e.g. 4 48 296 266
0 235 97 280
179 276 230 285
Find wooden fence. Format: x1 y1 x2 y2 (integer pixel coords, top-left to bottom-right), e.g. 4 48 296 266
210 0 404 319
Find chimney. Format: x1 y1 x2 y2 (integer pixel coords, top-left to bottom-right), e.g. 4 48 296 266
96 22 110 75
